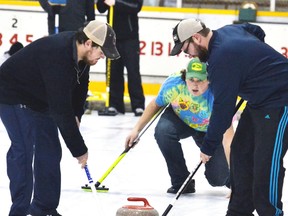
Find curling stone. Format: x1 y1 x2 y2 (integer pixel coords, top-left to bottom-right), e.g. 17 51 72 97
116 197 159 216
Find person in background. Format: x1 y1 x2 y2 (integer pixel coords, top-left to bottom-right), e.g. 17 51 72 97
0 20 119 216
39 0 95 35
39 0 96 114
126 58 233 194
97 0 145 116
0 42 24 66
170 18 288 216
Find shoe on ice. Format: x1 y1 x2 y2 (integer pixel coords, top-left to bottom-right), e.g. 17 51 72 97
108 107 118 114
27 213 61 216
27 209 62 216
167 179 196 194
134 108 144 116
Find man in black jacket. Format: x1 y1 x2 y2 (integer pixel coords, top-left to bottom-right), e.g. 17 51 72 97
0 20 119 216
39 0 95 35
97 0 145 116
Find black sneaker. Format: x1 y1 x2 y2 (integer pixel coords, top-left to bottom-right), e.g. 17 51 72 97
134 108 144 117
27 213 61 216
167 179 196 194
27 210 62 216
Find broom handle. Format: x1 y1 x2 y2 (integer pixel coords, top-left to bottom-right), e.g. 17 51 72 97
95 104 168 187
105 6 114 107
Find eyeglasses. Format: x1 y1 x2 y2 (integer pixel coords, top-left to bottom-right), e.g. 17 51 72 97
183 37 193 54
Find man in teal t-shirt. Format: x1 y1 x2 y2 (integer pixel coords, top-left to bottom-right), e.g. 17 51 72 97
126 58 233 193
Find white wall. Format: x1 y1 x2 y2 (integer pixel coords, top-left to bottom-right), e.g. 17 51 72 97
0 3 287 83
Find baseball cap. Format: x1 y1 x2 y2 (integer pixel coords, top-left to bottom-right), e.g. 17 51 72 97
170 18 203 56
83 20 120 60
186 58 207 81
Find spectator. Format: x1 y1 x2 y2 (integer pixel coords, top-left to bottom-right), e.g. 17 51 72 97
39 0 95 35
97 0 145 116
39 0 96 114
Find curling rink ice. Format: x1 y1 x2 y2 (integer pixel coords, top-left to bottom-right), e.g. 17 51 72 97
1 104 288 216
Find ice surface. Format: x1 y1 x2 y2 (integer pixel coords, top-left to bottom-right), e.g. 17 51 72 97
1 110 287 216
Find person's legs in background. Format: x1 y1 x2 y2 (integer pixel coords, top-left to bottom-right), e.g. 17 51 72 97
109 42 125 114
47 6 62 35
123 39 145 116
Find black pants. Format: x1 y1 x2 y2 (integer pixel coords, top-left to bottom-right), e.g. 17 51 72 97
47 6 62 35
108 38 145 114
227 106 288 216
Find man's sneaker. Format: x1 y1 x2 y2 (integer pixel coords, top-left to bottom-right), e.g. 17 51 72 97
167 179 196 194
134 108 144 116
27 214 61 216
27 208 62 216
108 107 118 114
27 212 62 216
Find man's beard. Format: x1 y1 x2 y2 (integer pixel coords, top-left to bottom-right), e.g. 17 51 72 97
195 44 209 62
82 56 94 66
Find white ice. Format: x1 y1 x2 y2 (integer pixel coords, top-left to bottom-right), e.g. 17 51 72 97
1 107 288 216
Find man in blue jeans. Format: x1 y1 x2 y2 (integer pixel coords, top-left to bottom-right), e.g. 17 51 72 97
126 58 234 193
0 20 119 216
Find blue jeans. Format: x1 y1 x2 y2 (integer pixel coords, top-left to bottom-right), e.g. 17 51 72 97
0 104 62 216
154 106 229 189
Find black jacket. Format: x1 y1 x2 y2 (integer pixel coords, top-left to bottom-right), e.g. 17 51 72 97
39 0 95 32
0 32 89 157
96 0 142 41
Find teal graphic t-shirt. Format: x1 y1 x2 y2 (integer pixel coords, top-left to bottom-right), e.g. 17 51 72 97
155 72 214 132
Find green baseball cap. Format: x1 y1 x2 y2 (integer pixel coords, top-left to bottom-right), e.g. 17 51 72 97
185 58 207 81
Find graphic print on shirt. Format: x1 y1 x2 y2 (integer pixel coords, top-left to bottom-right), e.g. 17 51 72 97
156 72 213 132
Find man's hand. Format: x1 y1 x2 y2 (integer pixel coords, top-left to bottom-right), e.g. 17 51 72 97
200 152 211 164
77 152 88 168
104 0 115 7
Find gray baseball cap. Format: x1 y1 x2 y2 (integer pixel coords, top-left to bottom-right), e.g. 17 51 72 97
83 20 120 60
170 18 203 56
